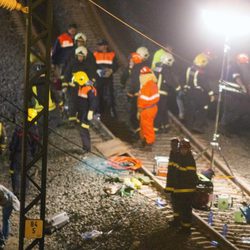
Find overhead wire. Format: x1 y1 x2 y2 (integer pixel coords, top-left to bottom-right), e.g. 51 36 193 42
88 0 192 64
0 92 103 158
0 93 137 173
0 112 111 177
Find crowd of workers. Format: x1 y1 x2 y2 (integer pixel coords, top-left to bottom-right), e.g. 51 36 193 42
0 22 250 245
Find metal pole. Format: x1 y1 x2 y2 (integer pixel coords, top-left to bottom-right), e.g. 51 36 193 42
210 36 230 169
19 0 52 249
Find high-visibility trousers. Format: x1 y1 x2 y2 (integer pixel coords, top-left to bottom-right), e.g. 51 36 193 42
139 105 157 144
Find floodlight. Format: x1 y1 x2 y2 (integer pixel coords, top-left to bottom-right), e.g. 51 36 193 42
202 9 250 37
198 7 249 172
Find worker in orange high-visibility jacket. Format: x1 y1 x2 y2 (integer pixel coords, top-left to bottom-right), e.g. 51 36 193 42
137 66 160 150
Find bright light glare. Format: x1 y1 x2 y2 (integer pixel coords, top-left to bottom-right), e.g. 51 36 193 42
202 9 250 36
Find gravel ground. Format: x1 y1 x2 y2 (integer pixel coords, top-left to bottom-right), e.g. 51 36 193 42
0 2 250 250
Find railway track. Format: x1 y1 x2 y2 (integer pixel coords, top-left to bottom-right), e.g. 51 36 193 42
10 1 250 249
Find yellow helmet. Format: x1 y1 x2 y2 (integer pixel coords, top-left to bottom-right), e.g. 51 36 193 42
193 53 208 67
30 53 39 64
28 108 38 122
73 71 89 86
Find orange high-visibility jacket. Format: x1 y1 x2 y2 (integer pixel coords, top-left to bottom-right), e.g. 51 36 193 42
138 80 160 109
58 33 74 48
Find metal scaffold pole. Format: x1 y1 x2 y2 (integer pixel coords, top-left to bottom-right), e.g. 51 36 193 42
19 0 52 249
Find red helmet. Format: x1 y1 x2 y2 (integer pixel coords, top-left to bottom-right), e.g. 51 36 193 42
130 52 142 64
237 53 249 64
179 138 191 150
140 66 152 74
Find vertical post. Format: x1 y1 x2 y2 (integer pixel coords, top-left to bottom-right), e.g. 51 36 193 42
210 36 230 169
19 0 52 249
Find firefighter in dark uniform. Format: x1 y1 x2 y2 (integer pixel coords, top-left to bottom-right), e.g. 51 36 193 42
183 53 214 133
221 53 250 134
63 32 97 83
74 71 97 152
172 138 197 235
94 39 118 118
165 137 180 226
51 23 77 80
127 47 150 135
31 63 62 133
0 122 7 155
153 52 180 133
9 109 39 198
63 46 96 123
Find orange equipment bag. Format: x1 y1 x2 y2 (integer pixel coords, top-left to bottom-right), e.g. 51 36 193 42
108 156 142 171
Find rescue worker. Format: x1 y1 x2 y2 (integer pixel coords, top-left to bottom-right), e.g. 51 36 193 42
63 46 96 123
183 53 214 133
51 23 77 80
153 52 180 133
0 184 20 249
151 45 173 69
137 66 159 150
73 71 97 152
120 51 143 87
94 39 118 118
63 32 97 80
9 109 39 198
31 62 62 133
0 122 7 155
172 138 197 235
221 53 250 134
127 47 150 136
165 137 180 227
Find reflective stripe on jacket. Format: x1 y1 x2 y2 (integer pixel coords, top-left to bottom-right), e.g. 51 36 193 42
32 86 56 112
58 33 74 48
138 80 159 109
94 51 115 65
173 154 197 193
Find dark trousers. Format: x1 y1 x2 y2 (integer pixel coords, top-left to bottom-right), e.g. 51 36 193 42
155 95 168 129
2 203 13 240
10 160 30 198
67 87 78 120
173 193 194 228
96 78 116 115
79 125 90 151
129 96 139 132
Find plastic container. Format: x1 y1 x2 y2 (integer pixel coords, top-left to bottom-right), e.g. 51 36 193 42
211 240 219 246
81 230 103 240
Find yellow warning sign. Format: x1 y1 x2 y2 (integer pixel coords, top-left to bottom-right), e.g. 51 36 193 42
25 219 43 239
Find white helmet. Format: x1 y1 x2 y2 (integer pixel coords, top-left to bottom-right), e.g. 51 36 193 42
75 32 87 43
75 46 88 57
136 47 150 60
160 52 175 66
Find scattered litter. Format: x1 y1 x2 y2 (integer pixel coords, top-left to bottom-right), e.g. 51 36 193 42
135 174 151 185
119 185 134 197
155 198 167 208
103 183 122 195
81 230 103 240
45 212 69 235
211 240 219 246
242 237 250 244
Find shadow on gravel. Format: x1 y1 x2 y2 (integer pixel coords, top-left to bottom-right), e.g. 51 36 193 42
139 227 200 250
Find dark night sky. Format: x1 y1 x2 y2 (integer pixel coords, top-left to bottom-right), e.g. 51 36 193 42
96 0 250 69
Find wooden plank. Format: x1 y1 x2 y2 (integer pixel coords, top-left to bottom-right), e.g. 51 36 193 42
93 138 129 157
